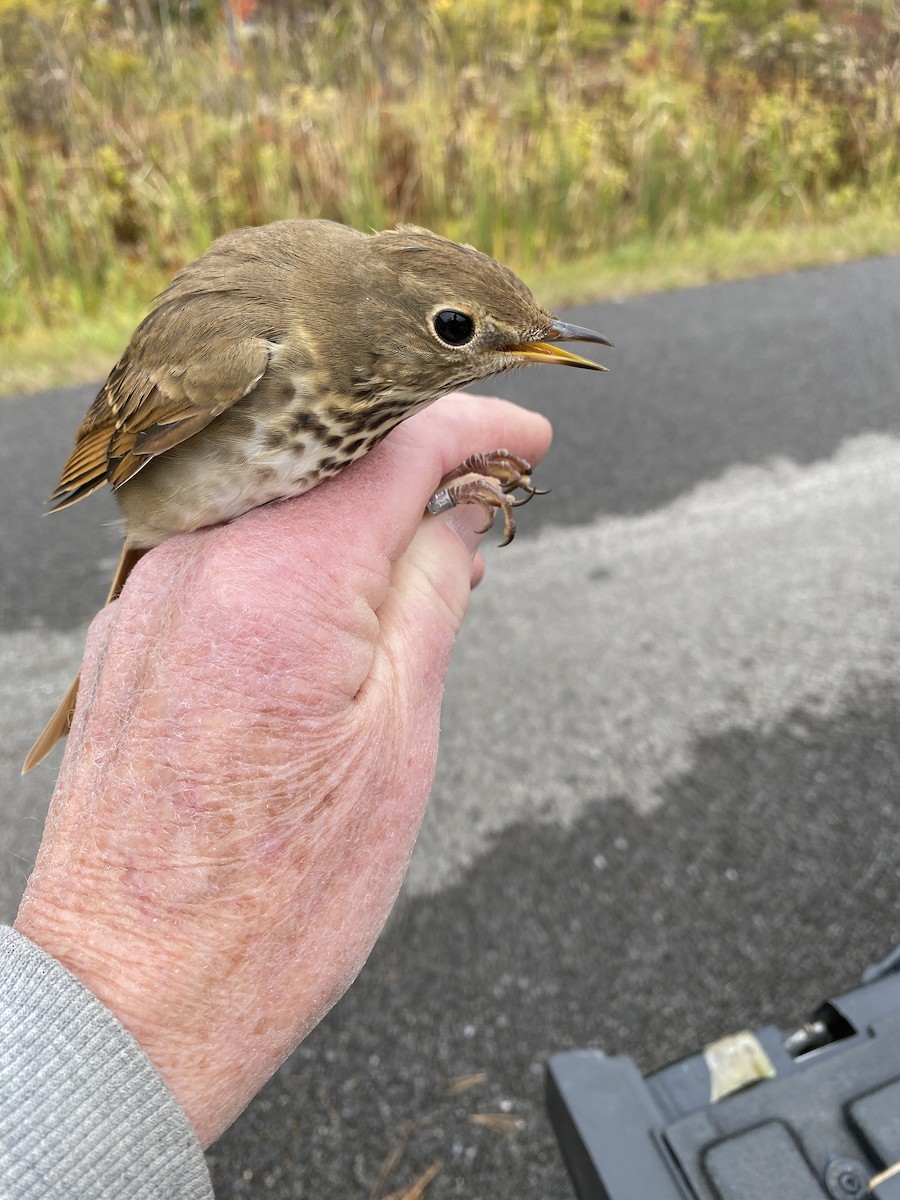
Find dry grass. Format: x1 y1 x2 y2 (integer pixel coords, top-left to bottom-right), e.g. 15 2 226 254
382 1160 442 1200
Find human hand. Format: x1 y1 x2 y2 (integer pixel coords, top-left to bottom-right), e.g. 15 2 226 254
14 392 551 1146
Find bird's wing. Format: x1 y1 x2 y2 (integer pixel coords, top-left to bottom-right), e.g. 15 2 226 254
48 297 274 510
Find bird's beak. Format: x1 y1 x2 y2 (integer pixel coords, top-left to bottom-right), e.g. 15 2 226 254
507 319 613 372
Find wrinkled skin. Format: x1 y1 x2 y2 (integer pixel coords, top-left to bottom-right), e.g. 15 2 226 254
15 392 552 1147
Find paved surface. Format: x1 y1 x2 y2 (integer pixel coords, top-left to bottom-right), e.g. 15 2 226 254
2 257 900 1198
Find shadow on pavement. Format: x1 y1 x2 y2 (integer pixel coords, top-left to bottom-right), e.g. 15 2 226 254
208 676 900 1198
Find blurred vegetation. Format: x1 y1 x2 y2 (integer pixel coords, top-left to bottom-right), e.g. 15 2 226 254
0 0 898 345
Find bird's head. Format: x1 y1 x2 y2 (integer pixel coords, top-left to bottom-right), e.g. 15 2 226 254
338 225 611 411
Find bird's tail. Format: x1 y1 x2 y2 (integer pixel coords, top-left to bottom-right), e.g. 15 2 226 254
22 541 147 773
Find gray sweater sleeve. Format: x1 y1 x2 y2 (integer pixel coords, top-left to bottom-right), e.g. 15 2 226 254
0 925 213 1199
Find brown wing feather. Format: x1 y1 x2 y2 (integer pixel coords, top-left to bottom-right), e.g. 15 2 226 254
48 291 275 512
48 424 115 509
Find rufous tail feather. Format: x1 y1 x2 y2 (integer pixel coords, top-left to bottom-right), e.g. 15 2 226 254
22 542 147 773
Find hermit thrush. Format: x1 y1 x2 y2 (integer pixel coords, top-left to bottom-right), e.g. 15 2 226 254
24 219 611 770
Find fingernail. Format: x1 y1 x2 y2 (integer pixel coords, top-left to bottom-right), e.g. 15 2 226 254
442 506 486 558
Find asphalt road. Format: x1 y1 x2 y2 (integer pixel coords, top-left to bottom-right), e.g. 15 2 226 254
2 257 900 1198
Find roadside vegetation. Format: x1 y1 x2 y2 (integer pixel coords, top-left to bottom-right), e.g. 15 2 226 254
1 0 898 392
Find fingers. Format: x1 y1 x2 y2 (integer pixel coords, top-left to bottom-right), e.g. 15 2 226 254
364 392 553 564
345 397 551 713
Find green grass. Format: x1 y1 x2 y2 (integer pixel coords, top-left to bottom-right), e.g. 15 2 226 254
2 201 898 397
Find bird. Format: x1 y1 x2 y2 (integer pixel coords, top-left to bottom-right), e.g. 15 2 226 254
23 218 611 771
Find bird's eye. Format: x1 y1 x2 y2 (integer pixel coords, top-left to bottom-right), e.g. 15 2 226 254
433 309 475 347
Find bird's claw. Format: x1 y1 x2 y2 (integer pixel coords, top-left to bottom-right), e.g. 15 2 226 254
508 479 551 508
426 449 547 545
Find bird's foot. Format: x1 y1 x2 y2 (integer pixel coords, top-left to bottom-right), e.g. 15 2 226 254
426 449 548 546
